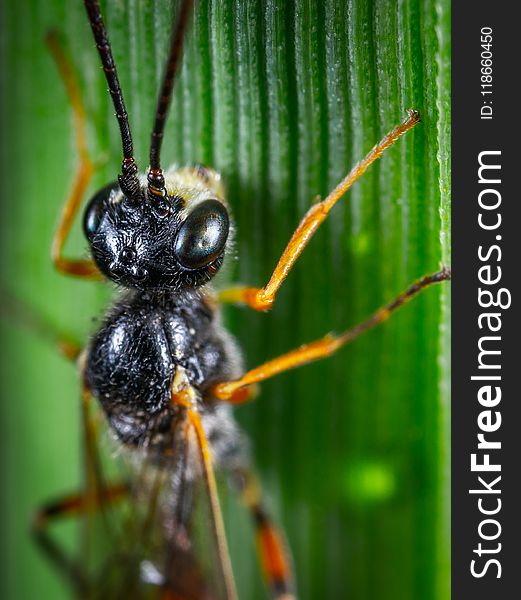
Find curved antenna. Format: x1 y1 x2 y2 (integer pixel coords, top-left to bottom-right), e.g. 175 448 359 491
147 0 194 198
83 0 140 200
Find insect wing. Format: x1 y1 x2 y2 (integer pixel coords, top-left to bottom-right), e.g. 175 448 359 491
74 415 169 598
78 408 236 600
165 412 238 600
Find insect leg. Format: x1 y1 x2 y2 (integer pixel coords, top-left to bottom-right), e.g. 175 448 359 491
77 384 128 566
186 409 238 600
46 31 99 279
32 483 128 597
218 110 420 311
34 385 125 592
212 268 450 402
0 290 82 361
231 469 295 600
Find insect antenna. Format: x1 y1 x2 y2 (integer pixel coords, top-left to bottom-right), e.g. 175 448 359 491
83 0 140 200
147 0 194 199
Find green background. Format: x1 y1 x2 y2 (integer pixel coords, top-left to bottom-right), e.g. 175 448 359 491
0 0 450 598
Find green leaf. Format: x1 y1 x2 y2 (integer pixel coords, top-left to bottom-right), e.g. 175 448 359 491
0 1 450 598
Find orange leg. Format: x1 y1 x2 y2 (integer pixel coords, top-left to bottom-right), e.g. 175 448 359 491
0 290 82 361
232 469 295 600
46 31 100 279
32 482 128 596
219 110 421 311
34 384 126 595
77 386 118 568
33 483 128 527
213 268 450 402
81 387 105 514
187 409 238 600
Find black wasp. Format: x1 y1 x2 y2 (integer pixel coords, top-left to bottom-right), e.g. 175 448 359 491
33 1 451 598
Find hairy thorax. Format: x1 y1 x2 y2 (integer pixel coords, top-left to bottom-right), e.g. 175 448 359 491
83 288 242 449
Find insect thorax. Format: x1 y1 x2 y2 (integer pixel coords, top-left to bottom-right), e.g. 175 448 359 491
83 288 243 450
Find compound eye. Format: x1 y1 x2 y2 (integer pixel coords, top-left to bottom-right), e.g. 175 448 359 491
174 199 229 270
83 183 116 238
